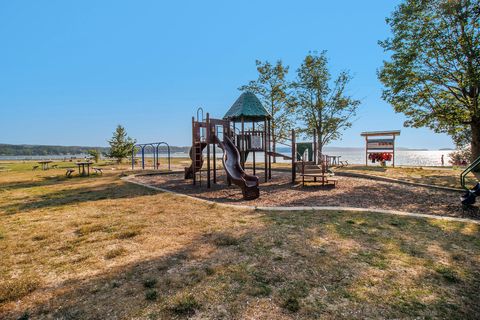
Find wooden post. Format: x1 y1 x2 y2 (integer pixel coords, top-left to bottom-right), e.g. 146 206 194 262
291 129 296 184
392 135 395 168
212 125 217 184
268 119 272 179
192 116 196 185
264 119 268 182
252 121 256 175
241 116 245 168
206 113 211 188
365 136 368 167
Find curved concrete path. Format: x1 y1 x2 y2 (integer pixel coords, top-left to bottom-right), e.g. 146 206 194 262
123 176 480 225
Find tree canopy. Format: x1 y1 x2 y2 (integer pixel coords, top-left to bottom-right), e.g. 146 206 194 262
106 125 136 163
379 0 480 159
239 60 293 161
291 51 360 160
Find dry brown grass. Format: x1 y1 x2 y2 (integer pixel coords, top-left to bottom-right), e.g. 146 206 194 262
1 162 480 319
337 165 478 189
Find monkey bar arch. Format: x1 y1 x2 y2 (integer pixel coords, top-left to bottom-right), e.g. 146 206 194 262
131 142 171 171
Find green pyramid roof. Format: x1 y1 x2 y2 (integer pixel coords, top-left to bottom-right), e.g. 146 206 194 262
223 92 271 121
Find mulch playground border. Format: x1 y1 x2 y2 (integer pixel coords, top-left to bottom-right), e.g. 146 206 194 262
123 175 480 225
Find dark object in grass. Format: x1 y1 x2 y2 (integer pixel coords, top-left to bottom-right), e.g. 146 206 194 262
143 278 157 288
474 182 480 195
17 312 29 320
282 296 300 312
145 289 158 301
461 182 480 205
461 190 477 205
213 233 239 246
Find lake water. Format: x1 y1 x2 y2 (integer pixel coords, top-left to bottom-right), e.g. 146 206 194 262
245 149 453 167
1 150 453 167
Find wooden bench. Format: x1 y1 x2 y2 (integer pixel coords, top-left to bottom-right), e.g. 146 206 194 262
32 165 39 171
93 167 103 175
51 164 58 169
65 169 75 177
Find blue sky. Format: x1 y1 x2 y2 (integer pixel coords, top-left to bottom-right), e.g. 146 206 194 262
0 0 454 149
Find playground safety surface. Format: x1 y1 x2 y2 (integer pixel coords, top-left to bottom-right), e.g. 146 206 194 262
133 171 480 220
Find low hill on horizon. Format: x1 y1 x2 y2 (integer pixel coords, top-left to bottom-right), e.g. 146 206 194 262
0 143 190 156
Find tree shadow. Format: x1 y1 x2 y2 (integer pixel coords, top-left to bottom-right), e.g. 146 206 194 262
2 210 480 319
0 175 83 191
0 181 158 214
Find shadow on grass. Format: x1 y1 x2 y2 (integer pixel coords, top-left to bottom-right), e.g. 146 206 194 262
0 175 78 191
2 210 480 319
0 180 159 214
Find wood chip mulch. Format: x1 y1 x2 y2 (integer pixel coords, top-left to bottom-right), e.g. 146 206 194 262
133 171 480 220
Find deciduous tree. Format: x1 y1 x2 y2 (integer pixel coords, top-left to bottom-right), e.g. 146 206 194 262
239 60 293 162
379 0 480 161
291 51 360 161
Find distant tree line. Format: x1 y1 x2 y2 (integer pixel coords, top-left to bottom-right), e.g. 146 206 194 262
0 143 189 156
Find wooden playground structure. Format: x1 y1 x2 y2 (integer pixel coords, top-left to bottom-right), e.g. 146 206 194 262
184 92 338 199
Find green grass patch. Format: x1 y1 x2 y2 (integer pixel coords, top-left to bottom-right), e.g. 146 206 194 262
145 289 158 301
168 293 200 316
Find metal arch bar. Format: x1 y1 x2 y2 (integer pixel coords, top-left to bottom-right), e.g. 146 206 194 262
144 143 157 170
131 142 172 171
196 107 204 122
155 142 171 171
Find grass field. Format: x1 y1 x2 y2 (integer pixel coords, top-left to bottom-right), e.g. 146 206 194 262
1 161 480 319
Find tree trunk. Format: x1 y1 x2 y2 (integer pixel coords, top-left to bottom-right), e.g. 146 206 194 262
471 117 480 180
271 103 276 164
471 117 480 162
317 131 323 165
272 125 276 163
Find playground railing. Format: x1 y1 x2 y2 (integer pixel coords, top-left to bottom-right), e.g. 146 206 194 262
460 155 480 190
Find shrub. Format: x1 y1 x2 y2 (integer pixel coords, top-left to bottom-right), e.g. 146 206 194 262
145 289 158 301
169 293 200 315
143 278 157 288
449 148 471 166
282 296 300 312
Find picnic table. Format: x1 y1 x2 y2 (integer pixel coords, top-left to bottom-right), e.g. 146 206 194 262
326 155 341 166
75 161 93 176
37 160 52 170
